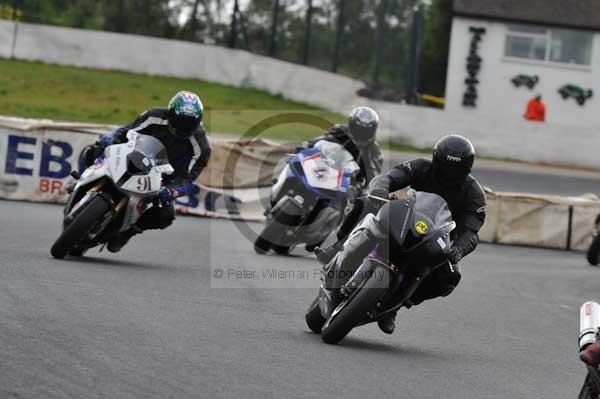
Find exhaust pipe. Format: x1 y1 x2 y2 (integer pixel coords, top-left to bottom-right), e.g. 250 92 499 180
580 302 600 351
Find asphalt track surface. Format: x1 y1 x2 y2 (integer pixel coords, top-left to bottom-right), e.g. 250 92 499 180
386 152 600 196
2 165 600 399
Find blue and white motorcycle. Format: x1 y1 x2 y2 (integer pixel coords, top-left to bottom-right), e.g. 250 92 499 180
254 141 360 255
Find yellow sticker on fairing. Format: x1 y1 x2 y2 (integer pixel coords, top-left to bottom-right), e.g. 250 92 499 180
415 220 429 235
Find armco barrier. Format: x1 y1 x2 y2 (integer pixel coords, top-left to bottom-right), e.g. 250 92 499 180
1 116 599 250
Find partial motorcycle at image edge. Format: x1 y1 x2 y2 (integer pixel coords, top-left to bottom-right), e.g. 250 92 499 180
305 190 456 344
578 302 600 398
50 131 176 259
586 215 600 266
254 140 360 255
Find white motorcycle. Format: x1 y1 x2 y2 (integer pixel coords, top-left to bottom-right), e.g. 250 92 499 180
50 131 174 259
578 301 600 398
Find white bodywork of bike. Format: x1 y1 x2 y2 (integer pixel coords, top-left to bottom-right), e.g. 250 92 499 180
580 301 600 350
272 140 359 199
69 131 174 232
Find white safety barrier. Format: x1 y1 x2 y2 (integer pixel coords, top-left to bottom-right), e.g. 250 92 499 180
0 19 363 112
2 19 600 168
480 191 600 251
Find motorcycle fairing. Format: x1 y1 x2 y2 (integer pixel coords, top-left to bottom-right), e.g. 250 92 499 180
288 145 358 201
67 131 174 233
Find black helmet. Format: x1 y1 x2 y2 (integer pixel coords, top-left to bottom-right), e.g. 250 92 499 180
432 134 475 187
348 107 379 147
167 91 204 139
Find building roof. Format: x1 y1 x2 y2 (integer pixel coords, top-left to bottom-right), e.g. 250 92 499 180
453 0 600 31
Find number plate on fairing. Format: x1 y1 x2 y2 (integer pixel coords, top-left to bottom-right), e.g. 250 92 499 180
120 173 162 196
302 156 343 191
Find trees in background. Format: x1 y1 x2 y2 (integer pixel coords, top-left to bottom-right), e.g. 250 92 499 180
6 0 451 98
420 0 452 96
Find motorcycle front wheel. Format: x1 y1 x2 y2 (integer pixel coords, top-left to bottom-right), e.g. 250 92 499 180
320 267 389 345
587 234 600 266
305 297 326 334
51 194 110 259
254 201 300 254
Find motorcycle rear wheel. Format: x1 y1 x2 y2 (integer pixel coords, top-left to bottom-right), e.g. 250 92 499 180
51 195 110 259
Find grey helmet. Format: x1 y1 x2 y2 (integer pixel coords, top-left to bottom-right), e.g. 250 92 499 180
348 107 379 148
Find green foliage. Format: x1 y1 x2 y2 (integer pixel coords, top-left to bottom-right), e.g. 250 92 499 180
420 0 452 96
0 4 22 20
7 0 451 98
0 58 345 141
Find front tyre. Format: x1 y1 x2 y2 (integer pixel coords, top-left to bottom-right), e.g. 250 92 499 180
254 236 271 254
254 202 299 255
51 195 110 259
320 268 388 344
305 297 326 334
587 234 600 266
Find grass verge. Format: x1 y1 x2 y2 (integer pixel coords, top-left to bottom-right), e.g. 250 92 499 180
0 58 345 142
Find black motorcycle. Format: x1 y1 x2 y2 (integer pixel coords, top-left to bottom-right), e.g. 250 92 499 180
578 368 600 399
305 190 455 344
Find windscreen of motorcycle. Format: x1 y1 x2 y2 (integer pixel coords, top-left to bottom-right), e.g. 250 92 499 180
313 141 359 173
409 191 455 238
134 135 169 166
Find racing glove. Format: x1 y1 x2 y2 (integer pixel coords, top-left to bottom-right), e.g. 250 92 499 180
158 187 177 203
159 183 200 203
83 144 105 167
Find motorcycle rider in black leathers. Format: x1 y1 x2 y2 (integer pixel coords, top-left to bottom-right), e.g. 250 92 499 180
292 107 383 252
303 107 384 187
83 91 211 252
319 134 486 334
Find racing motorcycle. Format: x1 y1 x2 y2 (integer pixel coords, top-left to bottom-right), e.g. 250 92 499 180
586 215 600 266
50 131 175 259
254 140 359 255
305 190 455 344
578 301 600 399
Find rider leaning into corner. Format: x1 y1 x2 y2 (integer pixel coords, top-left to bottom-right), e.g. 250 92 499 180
303 107 384 187
316 134 487 335
82 91 211 253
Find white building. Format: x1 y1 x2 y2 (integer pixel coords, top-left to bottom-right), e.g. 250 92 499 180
445 0 600 127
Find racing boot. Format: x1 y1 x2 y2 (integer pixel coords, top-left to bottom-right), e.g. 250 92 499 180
315 241 343 265
107 225 142 253
377 311 397 334
581 339 600 366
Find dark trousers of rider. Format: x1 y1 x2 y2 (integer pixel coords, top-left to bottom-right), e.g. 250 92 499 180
336 198 462 305
336 197 369 241
136 201 175 231
408 262 462 305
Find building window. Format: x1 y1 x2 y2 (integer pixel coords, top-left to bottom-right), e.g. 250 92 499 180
505 24 593 66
